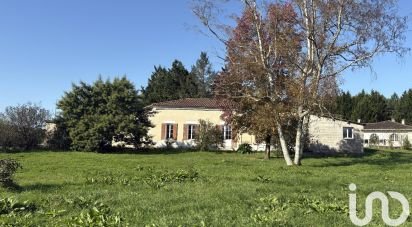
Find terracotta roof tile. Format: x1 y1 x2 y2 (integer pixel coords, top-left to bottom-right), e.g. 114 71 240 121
364 121 412 130
151 98 229 109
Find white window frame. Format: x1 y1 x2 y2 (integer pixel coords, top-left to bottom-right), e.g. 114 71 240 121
390 133 399 142
343 127 354 140
188 124 195 140
223 125 232 140
166 124 174 139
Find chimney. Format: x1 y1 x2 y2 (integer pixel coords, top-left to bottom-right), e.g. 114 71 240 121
402 119 406 125
357 119 361 123
391 118 396 122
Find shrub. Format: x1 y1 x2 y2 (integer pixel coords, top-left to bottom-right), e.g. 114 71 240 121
403 137 411 150
196 119 223 151
68 201 126 226
252 194 348 225
0 159 22 188
0 197 36 215
369 134 379 147
143 168 200 189
237 143 253 154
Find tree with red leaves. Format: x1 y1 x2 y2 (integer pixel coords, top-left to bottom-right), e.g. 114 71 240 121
193 0 409 165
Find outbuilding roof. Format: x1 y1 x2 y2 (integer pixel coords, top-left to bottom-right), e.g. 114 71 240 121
364 121 412 131
151 98 229 109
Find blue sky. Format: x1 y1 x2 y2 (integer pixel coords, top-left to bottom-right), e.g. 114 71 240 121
0 0 411 113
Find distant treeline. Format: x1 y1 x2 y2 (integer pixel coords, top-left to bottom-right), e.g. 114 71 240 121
328 89 412 124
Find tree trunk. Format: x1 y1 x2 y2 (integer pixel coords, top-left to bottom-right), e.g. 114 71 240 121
294 117 303 165
264 135 271 160
294 115 309 165
276 124 293 166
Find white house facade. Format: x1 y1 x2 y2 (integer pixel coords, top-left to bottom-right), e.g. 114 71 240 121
363 120 412 148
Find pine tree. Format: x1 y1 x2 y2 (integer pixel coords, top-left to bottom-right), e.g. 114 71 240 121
387 93 400 119
351 90 389 123
190 52 216 97
395 89 412 124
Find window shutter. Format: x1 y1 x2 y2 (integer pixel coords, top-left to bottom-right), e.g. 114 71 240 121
183 124 188 140
221 125 225 140
161 123 166 140
194 124 200 140
173 124 178 140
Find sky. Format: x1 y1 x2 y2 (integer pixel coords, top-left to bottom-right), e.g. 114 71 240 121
0 0 411 113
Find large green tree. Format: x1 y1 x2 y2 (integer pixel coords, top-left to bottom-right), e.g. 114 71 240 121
143 60 200 104
329 91 353 120
58 77 152 152
170 60 199 99
190 52 216 97
395 89 412 124
387 93 400 119
351 90 389 122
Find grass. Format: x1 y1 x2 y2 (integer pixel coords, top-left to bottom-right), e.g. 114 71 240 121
1 148 412 226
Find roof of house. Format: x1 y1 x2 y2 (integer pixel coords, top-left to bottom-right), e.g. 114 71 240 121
151 98 229 109
364 121 412 131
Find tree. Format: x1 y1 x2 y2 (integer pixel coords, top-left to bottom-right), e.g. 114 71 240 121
191 52 217 97
196 119 223 151
142 60 200 105
333 91 353 120
0 119 16 150
193 0 408 165
142 66 177 105
170 60 199 99
351 90 389 123
0 103 50 150
387 93 399 119
395 89 412 124
58 77 152 152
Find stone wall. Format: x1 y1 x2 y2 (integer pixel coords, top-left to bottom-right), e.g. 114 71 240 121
308 116 364 153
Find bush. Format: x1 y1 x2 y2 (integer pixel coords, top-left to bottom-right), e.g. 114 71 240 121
237 143 253 154
196 119 223 151
369 134 379 147
68 201 126 226
403 137 411 150
0 197 36 215
0 103 50 150
0 159 22 188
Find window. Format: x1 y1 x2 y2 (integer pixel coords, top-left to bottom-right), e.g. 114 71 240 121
188 124 196 140
343 127 353 139
166 124 174 139
390 133 399 142
223 125 232 140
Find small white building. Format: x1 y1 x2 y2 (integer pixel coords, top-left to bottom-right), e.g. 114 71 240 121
363 120 412 148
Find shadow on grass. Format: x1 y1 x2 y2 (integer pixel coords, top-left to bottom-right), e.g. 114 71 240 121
97 147 240 155
1 182 60 193
15 183 67 193
309 148 412 167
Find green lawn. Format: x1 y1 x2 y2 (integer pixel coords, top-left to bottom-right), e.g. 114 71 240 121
1 149 412 226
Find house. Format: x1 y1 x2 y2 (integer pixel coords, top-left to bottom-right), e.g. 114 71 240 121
363 119 412 148
148 98 364 153
148 98 256 150
307 115 364 153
